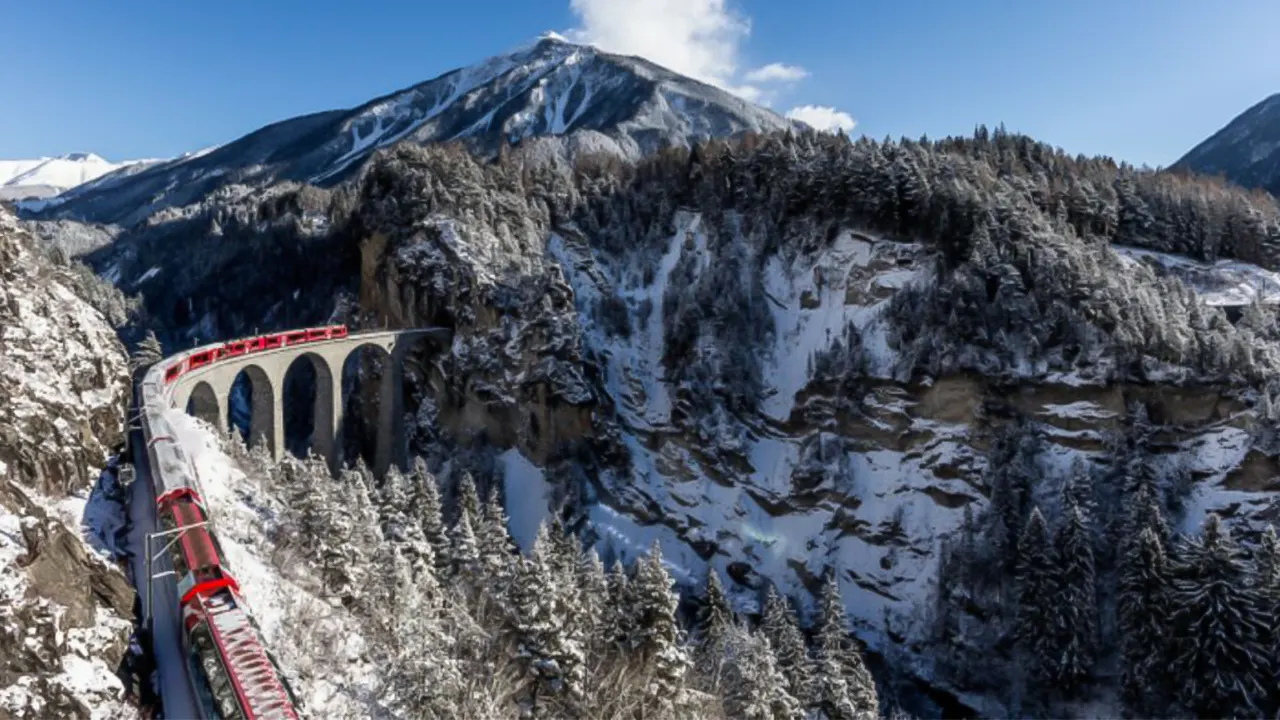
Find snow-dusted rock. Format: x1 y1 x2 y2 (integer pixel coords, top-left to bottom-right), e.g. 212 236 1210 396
0 207 136 718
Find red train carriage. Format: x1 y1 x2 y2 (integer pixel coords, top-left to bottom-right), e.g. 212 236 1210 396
162 324 348 385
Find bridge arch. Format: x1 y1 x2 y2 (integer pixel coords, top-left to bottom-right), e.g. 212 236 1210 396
282 352 338 463
169 328 449 478
185 381 222 430
231 364 277 455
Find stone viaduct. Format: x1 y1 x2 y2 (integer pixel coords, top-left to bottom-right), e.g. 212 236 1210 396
169 329 448 475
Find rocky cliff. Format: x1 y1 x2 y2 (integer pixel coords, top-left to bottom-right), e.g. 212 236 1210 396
0 207 137 718
347 133 1280 715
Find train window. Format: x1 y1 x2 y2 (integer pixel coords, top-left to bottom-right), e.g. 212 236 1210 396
285 332 307 344
332 326 348 338
164 365 181 382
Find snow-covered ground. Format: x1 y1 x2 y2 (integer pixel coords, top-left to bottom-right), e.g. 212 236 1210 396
164 412 377 718
0 153 156 197
1115 244 1280 306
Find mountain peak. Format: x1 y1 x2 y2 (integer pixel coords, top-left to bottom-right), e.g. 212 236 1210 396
35 38 794 224
60 152 107 163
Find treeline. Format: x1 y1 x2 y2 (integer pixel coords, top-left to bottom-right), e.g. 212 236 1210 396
226 434 879 719
933 412 1278 718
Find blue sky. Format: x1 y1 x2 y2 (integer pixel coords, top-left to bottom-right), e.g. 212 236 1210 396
2 0 1277 168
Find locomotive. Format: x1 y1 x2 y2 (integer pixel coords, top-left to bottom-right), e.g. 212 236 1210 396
139 325 349 719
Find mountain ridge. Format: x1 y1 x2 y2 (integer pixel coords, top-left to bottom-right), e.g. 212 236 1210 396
1175 92 1280 196
30 35 800 227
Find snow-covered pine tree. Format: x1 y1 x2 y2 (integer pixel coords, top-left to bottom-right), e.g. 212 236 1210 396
1052 496 1097 697
813 574 878 719
449 509 481 582
1170 514 1270 717
1118 526 1173 716
1256 525 1280 714
760 585 814 706
695 567 735 692
505 526 586 718
1014 507 1057 705
409 455 451 574
456 470 481 524
627 543 694 718
477 485 517 594
722 622 804 720
130 330 164 372
605 558 634 650
576 546 610 655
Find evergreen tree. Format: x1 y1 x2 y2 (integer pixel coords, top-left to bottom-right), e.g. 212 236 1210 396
409 456 450 574
477 485 517 592
1118 526 1173 716
1052 497 1097 697
449 509 481 580
576 546 610 654
1170 514 1270 717
760 585 814 706
130 330 164 372
723 623 804 720
812 575 878 719
695 568 735 691
456 470 481 524
505 526 586 717
627 543 694 718
605 559 634 649
1014 508 1057 703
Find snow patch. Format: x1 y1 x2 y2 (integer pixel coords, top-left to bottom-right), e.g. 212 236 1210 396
500 448 551 552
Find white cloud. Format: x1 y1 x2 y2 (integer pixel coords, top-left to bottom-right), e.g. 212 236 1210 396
566 0 854 124
566 0 749 89
744 63 809 83
786 105 857 133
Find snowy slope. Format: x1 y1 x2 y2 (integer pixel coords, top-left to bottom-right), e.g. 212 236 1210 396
1115 244 1280 305
0 153 157 201
36 34 798 225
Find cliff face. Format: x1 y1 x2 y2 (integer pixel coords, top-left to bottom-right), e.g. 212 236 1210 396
0 207 137 717
349 138 1280 714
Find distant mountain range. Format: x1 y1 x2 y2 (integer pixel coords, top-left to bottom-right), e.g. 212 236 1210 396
23 34 799 226
0 153 158 202
1175 93 1280 197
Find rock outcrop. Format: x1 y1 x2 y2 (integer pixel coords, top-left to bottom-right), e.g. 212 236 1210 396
0 207 136 718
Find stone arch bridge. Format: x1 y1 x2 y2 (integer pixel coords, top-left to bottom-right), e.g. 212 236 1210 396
169 328 449 475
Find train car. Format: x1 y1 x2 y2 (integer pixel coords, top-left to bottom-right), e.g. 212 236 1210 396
162 324 348 385
141 372 300 719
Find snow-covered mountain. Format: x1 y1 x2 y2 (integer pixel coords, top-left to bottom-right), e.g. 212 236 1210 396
0 152 157 202
1174 92 1280 196
33 34 798 227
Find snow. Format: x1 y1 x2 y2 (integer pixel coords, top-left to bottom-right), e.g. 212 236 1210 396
0 153 152 194
500 448 552 552
162 411 377 717
133 266 161 286
1115 244 1280 306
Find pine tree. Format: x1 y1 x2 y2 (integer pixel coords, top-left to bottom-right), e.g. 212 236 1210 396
812 575 877 719
1256 525 1280 714
576 546 610 654
723 623 804 720
409 456 450 575
1118 526 1173 716
760 585 813 706
1170 514 1270 717
605 559 634 650
477 485 517 591
456 470 481 524
1052 497 1096 697
505 526 586 717
1014 507 1057 703
449 509 481 580
130 330 164 372
695 568 734 691
627 543 693 718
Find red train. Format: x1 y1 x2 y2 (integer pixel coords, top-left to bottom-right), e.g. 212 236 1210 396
163 324 349 384
151 465 299 719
